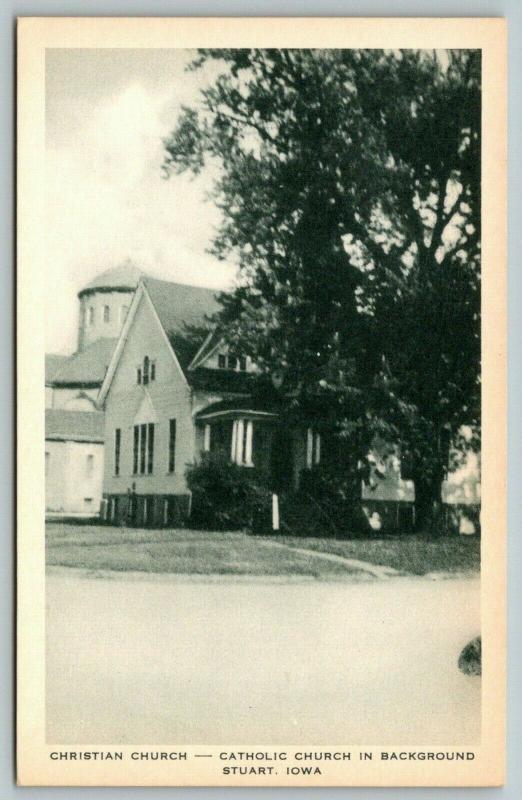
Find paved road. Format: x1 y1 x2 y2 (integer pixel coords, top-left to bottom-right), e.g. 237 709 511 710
46 573 480 745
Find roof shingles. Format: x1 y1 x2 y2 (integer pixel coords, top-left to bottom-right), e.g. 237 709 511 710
78 260 145 297
45 354 69 385
144 277 220 335
45 409 105 443
51 338 118 386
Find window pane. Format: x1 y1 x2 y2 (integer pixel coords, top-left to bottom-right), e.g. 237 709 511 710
239 356 247 371
228 355 238 370
168 419 176 473
147 423 155 474
103 305 110 322
133 426 139 474
137 367 142 385
140 423 147 474
143 356 149 385
150 361 156 381
115 428 121 476
218 354 226 369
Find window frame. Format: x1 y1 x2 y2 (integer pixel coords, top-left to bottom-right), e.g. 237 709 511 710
133 425 139 474
231 418 254 467
85 453 94 479
306 428 321 469
147 422 155 475
168 418 177 473
114 428 121 476
133 423 155 475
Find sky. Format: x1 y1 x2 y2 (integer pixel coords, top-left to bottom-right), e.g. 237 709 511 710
45 49 235 354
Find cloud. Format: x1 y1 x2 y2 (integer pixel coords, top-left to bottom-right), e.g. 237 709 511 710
45 62 234 354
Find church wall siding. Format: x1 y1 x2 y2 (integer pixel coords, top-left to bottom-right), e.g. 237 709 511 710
48 386 99 411
45 439 104 513
45 440 66 511
103 293 195 498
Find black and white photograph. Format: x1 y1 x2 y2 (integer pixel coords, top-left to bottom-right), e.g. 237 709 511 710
16 16 507 788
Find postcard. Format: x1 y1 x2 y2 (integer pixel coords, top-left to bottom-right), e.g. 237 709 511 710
17 16 506 787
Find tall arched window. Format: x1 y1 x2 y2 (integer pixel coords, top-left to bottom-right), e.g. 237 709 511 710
143 355 150 385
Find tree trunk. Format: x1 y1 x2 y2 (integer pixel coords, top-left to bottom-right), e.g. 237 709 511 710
413 467 445 536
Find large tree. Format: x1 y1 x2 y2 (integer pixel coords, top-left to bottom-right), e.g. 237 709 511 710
163 48 481 529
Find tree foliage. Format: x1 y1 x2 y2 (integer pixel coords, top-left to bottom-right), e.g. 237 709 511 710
163 49 481 527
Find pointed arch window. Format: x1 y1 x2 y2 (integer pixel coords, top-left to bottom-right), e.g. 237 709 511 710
137 356 156 385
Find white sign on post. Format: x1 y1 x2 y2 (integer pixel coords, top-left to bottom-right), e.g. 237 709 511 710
272 493 280 532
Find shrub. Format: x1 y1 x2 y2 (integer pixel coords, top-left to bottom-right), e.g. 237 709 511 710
186 452 272 531
293 463 369 537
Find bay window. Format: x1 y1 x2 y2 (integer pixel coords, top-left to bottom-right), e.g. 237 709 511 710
231 419 254 466
306 428 321 468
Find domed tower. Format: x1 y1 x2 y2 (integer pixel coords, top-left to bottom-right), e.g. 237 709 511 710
77 260 146 352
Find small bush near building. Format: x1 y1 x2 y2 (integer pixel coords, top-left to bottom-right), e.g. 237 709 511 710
186 452 272 531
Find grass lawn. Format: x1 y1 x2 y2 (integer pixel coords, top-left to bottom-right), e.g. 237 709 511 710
272 534 480 576
45 523 364 578
46 521 480 578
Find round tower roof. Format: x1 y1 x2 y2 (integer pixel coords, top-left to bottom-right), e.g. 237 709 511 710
78 260 147 298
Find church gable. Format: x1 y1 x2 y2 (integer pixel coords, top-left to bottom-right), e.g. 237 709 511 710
100 285 188 406
188 330 256 375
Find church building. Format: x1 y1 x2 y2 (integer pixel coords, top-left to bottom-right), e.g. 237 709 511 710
97 276 421 528
46 262 480 528
45 261 146 514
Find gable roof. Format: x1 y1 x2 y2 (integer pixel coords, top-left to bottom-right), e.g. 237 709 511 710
51 338 118 387
45 409 105 443
78 260 146 298
98 278 248 406
187 329 222 370
143 277 220 335
45 354 69 385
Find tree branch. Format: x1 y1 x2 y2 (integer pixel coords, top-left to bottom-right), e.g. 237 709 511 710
208 102 277 145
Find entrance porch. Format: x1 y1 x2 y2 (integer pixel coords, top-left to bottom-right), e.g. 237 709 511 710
195 400 310 492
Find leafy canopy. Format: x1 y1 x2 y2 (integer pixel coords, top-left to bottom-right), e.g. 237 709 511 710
163 49 481 508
